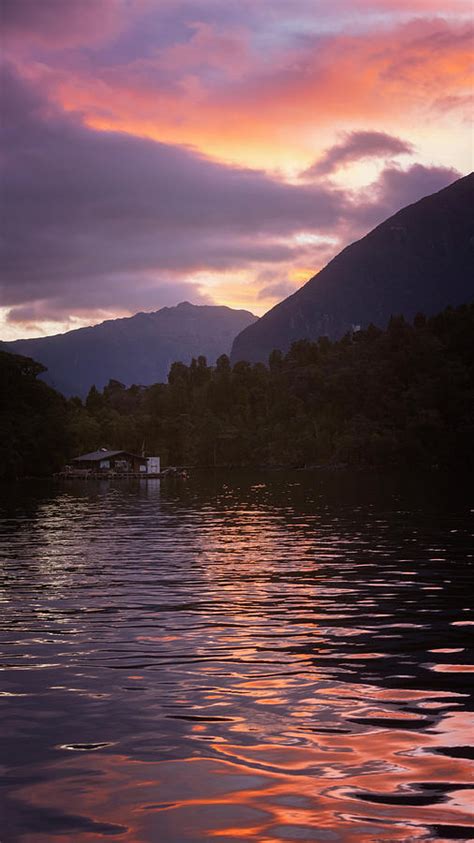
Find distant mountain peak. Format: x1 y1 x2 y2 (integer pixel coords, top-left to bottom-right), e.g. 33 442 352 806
3 303 257 397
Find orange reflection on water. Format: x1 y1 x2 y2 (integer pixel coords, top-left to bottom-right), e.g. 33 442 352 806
3 485 473 842
430 664 474 672
14 731 474 843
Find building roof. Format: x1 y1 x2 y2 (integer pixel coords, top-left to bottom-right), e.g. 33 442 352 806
72 449 145 462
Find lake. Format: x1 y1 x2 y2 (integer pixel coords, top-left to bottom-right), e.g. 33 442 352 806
0 471 473 842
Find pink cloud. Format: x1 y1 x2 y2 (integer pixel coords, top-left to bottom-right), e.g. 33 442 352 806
1 0 470 334
155 21 251 79
25 14 469 178
1 0 126 49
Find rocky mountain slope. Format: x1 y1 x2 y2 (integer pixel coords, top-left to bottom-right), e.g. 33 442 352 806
231 173 474 363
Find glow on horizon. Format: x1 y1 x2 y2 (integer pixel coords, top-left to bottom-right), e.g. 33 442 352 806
1 0 472 340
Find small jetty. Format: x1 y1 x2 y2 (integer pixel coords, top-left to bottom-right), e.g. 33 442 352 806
57 467 187 480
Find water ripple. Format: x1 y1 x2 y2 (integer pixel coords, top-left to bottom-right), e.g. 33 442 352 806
0 471 472 842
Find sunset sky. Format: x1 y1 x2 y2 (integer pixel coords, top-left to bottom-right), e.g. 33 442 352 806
1 0 472 339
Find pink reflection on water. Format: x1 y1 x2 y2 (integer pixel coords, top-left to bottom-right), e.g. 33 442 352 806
12 690 474 843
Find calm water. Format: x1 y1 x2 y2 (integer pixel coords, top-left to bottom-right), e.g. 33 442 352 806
0 472 473 843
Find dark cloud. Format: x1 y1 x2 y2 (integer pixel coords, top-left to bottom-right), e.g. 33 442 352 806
375 162 461 206
0 64 462 328
5 280 213 325
360 162 461 225
1 64 350 320
304 130 415 178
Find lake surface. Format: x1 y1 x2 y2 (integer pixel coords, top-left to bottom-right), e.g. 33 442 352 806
0 471 473 843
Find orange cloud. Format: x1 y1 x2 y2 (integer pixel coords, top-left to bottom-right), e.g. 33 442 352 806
45 17 472 174
2 2 471 337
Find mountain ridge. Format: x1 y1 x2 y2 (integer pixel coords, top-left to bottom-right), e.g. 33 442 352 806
3 302 257 397
231 173 474 363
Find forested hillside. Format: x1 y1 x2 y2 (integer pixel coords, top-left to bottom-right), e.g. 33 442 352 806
2 304 472 478
0 351 70 479
67 304 474 471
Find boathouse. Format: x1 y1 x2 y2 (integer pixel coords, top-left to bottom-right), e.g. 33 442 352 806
72 449 148 473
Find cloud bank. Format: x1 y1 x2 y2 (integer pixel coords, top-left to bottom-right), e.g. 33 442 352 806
0 0 469 336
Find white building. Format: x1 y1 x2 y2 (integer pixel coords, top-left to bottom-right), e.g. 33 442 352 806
146 456 160 474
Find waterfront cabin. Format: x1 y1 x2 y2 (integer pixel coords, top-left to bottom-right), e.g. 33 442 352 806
71 449 148 473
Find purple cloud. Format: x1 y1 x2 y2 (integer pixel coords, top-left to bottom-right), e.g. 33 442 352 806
1 64 350 321
304 130 415 178
0 64 462 330
356 162 461 228
1 0 124 48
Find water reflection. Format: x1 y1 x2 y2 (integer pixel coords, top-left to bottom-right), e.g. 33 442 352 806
0 471 473 842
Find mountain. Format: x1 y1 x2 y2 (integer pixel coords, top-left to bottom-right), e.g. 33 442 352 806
3 302 257 397
231 173 474 364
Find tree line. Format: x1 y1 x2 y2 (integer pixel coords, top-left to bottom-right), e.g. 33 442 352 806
2 304 473 479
